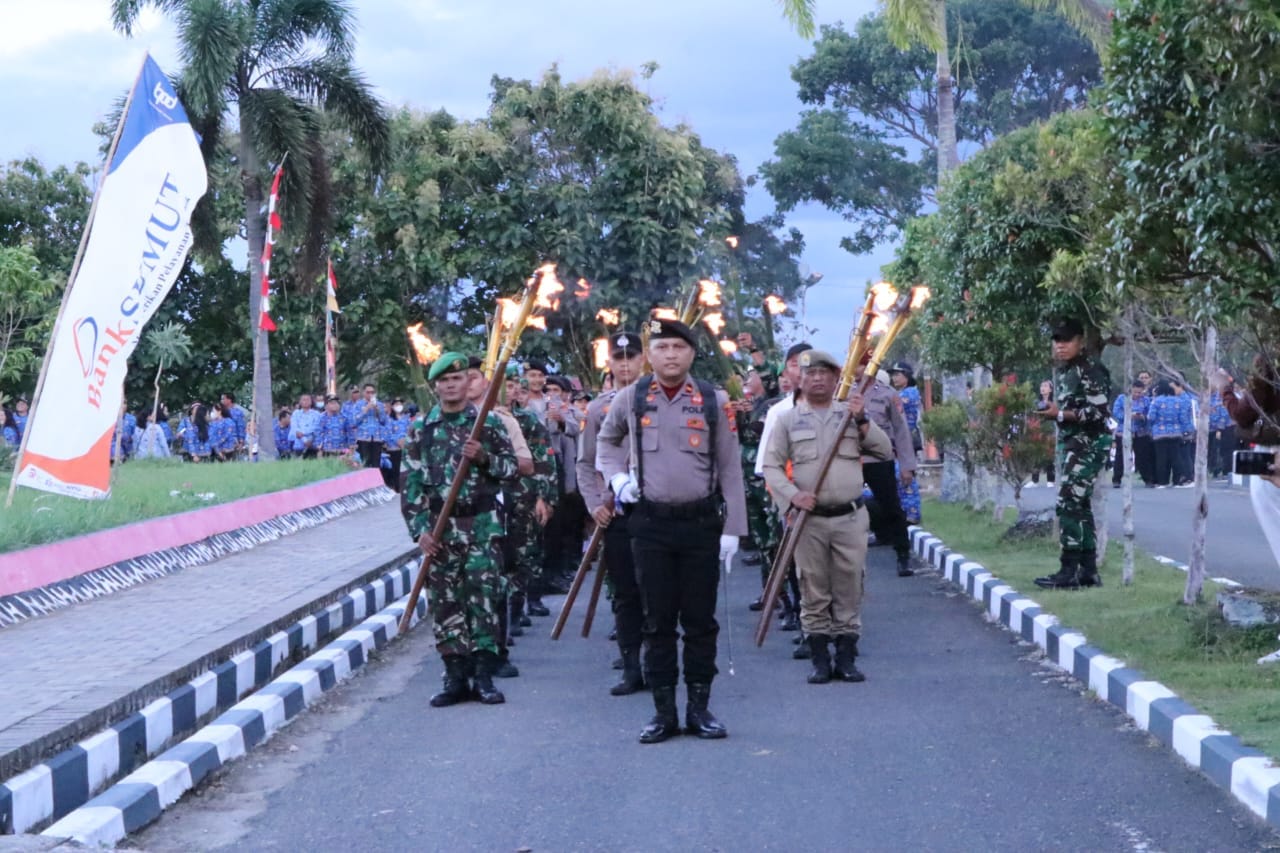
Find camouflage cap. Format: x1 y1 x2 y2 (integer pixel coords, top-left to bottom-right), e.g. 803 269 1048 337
428 352 469 381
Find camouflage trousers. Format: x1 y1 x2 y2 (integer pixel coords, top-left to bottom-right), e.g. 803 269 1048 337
503 494 544 593
1056 432 1113 553
429 510 504 657
745 476 782 586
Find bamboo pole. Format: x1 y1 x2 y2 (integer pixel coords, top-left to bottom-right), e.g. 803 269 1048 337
551 525 604 640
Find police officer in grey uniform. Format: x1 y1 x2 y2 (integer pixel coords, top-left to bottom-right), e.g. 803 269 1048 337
763 350 892 684
859 360 917 576
577 331 647 695
597 318 748 743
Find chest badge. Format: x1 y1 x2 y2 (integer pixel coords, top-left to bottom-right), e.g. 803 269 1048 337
641 415 652 427
689 434 702 448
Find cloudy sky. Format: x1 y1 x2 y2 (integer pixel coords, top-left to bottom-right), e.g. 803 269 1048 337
0 0 891 356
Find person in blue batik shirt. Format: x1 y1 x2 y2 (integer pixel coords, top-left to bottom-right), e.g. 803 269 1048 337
316 394 353 456
274 410 293 460
13 398 29 439
889 362 923 525
1171 378 1197 486
340 384 363 423
208 407 237 461
219 392 248 455
291 393 321 459
352 382 388 469
1207 390 1235 478
0 406 18 447
182 404 213 461
380 397 410 491
1111 379 1153 486
1148 380 1193 487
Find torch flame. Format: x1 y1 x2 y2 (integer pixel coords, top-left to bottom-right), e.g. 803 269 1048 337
696 279 722 307
718 339 738 355
910 286 932 310
406 323 442 365
652 307 679 321
496 297 522 328
703 311 726 335
596 307 621 326
532 263 564 311
870 281 898 313
592 337 610 370
526 316 547 331
764 294 788 315
725 235 739 249
575 277 592 300
869 315 891 336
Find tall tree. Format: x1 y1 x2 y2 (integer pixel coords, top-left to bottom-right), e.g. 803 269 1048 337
111 0 389 457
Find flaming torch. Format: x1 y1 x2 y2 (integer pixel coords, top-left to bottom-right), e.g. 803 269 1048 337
400 264 563 632
596 307 621 328
761 293 788 352
837 282 896 401
755 282 931 647
406 323 443 366
679 278 722 327
592 337 610 371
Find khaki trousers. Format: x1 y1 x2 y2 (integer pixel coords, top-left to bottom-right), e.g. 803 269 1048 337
793 508 868 637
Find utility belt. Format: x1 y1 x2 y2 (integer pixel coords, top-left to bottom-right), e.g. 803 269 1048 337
636 495 722 521
428 494 498 518
810 497 866 518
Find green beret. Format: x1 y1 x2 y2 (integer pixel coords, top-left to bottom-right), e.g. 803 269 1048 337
428 352 469 381
799 349 841 372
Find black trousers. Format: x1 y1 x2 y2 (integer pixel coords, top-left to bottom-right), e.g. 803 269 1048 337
357 440 382 469
544 491 586 578
1111 434 1127 484
1153 438 1190 485
628 506 720 688
382 449 402 492
1133 435 1155 484
1210 427 1237 476
863 460 910 560
604 516 644 652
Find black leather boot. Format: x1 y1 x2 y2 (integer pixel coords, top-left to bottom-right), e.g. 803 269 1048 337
639 686 680 744
792 629 812 659
684 683 727 739
897 553 915 576
780 610 800 631
429 655 472 707
527 596 551 617
1078 549 1103 588
807 634 832 684
611 646 646 696
495 648 520 678
832 634 865 682
1035 551 1082 589
471 651 506 704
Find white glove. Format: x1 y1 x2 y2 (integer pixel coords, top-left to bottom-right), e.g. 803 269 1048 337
719 535 739 568
609 473 641 504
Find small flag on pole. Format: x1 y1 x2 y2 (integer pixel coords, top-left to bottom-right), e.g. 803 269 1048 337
325 259 339 396
326 260 341 315
259 166 283 332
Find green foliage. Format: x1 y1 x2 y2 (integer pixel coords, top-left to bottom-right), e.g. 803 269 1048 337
1103 0 1280 326
969 380 1054 499
763 0 1100 254
0 245 57 394
891 110 1115 377
920 399 976 478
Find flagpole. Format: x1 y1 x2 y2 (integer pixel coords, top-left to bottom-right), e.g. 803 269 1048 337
5 54 148 508
250 152 287 460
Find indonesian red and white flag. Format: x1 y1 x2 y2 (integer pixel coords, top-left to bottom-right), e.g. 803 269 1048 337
324 259 339 394
258 165 283 332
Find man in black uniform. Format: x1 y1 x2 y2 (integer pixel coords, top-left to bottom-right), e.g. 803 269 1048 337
596 318 748 743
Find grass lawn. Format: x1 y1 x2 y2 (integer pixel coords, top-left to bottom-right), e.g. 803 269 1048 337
921 498 1280 758
1 458 352 554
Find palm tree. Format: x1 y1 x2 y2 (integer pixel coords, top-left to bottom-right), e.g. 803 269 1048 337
111 0 389 458
141 321 193 424
778 0 1110 184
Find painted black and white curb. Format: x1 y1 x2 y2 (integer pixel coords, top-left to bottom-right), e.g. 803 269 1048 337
0 560 416 836
909 526 1280 831
0 487 397 628
38 592 428 847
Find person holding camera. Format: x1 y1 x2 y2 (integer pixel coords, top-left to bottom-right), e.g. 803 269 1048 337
1034 319 1112 590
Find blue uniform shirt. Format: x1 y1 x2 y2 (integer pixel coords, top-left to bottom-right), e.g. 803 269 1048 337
273 423 293 457
1208 393 1232 430
352 400 388 441
317 412 353 452
209 418 237 454
382 414 410 450
897 386 921 433
2 425 17 447
183 423 212 457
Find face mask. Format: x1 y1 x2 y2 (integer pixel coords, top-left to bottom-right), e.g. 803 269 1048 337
393 404 404 414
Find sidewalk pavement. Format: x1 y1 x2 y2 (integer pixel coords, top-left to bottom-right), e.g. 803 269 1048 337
0 501 414 786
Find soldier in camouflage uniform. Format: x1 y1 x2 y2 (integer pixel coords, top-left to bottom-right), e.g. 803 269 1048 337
505 370 559 618
736 370 782 592
401 352 519 706
1035 319 1113 590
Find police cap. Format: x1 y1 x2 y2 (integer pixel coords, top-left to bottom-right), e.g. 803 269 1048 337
609 331 642 357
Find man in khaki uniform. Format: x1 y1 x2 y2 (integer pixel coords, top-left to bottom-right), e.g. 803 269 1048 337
762 350 892 685
597 318 748 744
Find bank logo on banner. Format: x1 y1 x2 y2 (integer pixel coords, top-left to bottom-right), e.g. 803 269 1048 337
15 55 208 499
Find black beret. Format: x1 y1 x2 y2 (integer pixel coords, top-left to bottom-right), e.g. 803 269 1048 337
545 375 573 392
467 355 484 370
1050 318 1084 341
524 361 548 374
785 342 813 362
644 317 698 348
609 331 642 357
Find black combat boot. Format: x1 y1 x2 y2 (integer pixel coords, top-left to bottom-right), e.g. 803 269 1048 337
832 634 865 682
471 651 506 704
1078 549 1103 588
807 634 832 684
526 595 551 617
611 646 646 696
429 655 472 707
896 553 915 577
780 609 800 632
684 683 727 739
1035 551 1082 590
748 595 766 612
495 648 520 678
792 629 812 660
639 686 680 744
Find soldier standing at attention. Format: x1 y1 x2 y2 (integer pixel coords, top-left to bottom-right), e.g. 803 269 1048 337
763 350 892 684
596 318 748 744
1034 319 1113 590
576 331 647 696
401 352 519 706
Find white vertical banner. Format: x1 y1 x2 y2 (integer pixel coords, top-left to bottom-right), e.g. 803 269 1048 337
13 55 208 499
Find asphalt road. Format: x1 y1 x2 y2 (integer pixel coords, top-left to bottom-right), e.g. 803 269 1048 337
128 549 1278 853
1017 480 1279 591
